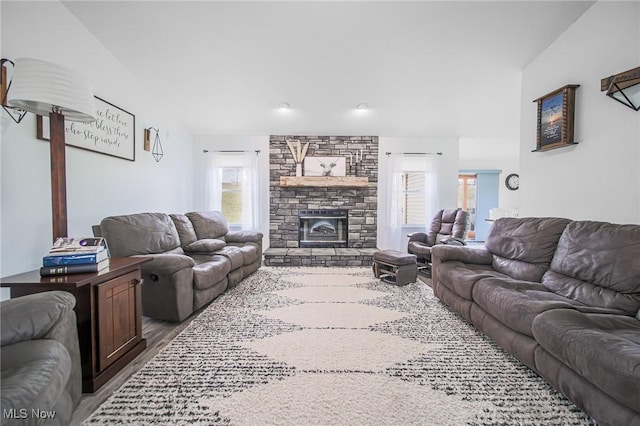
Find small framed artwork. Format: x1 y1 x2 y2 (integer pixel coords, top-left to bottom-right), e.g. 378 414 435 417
304 156 346 176
533 84 579 152
37 96 136 161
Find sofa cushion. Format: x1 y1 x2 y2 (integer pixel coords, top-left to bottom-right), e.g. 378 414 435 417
100 213 181 256
472 278 588 337
542 220 640 315
485 217 570 282
436 261 508 300
192 256 231 290
235 245 259 266
427 208 469 245
1 340 71 415
184 239 227 254
532 309 640 413
186 211 229 240
170 214 198 246
214 246 244 270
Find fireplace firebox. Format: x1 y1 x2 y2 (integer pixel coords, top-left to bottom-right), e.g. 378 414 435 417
298 209 348 248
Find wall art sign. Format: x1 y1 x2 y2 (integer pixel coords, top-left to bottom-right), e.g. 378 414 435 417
533 84 579 152
37 96 135 161
304 156 347 177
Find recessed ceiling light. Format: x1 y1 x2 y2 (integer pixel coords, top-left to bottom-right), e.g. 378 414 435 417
278 102 290 110
356 103 369 110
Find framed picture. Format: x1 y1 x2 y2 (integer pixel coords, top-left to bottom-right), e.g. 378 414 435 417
37 96 135 161
304 156 346 177
533 84 579 152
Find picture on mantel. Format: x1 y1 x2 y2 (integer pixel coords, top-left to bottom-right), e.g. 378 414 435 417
304 156 346 177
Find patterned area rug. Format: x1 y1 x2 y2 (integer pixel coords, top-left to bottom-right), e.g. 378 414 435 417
84 267 596 425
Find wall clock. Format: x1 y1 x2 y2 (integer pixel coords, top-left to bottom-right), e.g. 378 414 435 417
505 173 519 191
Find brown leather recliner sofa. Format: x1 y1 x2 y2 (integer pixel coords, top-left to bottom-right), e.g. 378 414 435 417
431 217 640 426
96 211 263 322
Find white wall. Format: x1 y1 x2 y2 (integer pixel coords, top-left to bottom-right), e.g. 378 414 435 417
0 2 195 290
193 135 270 248
377 137 460 250
459 137 520 210
519 1 640 223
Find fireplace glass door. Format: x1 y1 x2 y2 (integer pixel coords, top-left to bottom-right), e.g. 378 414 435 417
298 210 348 248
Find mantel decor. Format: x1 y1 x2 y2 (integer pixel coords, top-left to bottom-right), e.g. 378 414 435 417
532 84 579 152
37 96 135 161
286 139 309 176
304 156 346 177
279 176 368 188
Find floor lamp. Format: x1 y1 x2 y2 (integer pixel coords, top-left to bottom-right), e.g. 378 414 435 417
7 58 97 241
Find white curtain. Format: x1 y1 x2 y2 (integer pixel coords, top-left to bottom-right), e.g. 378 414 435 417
239 153 260 230
420 154 440 227
205 153 224 211
204 151 260 231
384 154 405 251
383 153 440 251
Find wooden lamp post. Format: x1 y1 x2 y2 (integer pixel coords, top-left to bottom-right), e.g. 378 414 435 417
7 58 97 241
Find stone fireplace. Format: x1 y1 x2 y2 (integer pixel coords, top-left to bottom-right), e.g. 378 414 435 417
265 135 378 265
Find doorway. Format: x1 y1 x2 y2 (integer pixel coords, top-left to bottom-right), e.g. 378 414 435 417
457 174 477 240
458 170 500 242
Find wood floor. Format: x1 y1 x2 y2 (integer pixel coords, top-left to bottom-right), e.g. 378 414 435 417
69 315 199 425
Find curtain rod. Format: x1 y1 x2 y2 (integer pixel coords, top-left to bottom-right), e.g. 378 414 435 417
202 149 261 154
385 152 442 156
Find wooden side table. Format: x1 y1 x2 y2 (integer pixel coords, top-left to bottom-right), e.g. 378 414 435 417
0 257 151 393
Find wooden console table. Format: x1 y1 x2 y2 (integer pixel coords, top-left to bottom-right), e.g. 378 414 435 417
0 257 151 393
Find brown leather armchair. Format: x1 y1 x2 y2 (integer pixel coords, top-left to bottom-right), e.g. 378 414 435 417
407 208 470 274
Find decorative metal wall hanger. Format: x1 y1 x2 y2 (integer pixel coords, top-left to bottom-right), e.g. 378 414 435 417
1 58 28 124
144 127 164 162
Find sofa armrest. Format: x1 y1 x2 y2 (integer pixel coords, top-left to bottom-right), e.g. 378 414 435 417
1 291 82 406
226 230 264 244
440 237 467 246
1 291 77 347
134 253 195 276
431 245 492 265
407 232 428 243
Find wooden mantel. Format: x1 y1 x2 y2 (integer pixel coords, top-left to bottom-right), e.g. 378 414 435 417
279 176 369 188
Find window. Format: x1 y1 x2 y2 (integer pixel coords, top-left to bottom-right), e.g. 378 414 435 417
221 168 244 225
383 153 439 251
401 172 426 225
206 152 259 230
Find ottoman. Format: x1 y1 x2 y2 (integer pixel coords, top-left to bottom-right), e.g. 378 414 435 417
372 250 417 285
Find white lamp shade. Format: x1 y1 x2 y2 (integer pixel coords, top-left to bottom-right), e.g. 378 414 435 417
7 58 97 122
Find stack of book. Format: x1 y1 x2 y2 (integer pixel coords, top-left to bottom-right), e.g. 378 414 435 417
40 237 110 277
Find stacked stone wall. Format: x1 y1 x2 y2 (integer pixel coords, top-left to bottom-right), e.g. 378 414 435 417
269 135 378 248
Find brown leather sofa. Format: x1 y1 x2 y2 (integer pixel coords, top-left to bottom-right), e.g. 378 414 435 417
431 217 640 426
96 211 263 322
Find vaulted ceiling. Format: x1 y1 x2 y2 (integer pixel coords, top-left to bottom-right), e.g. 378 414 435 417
64 1 594 137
